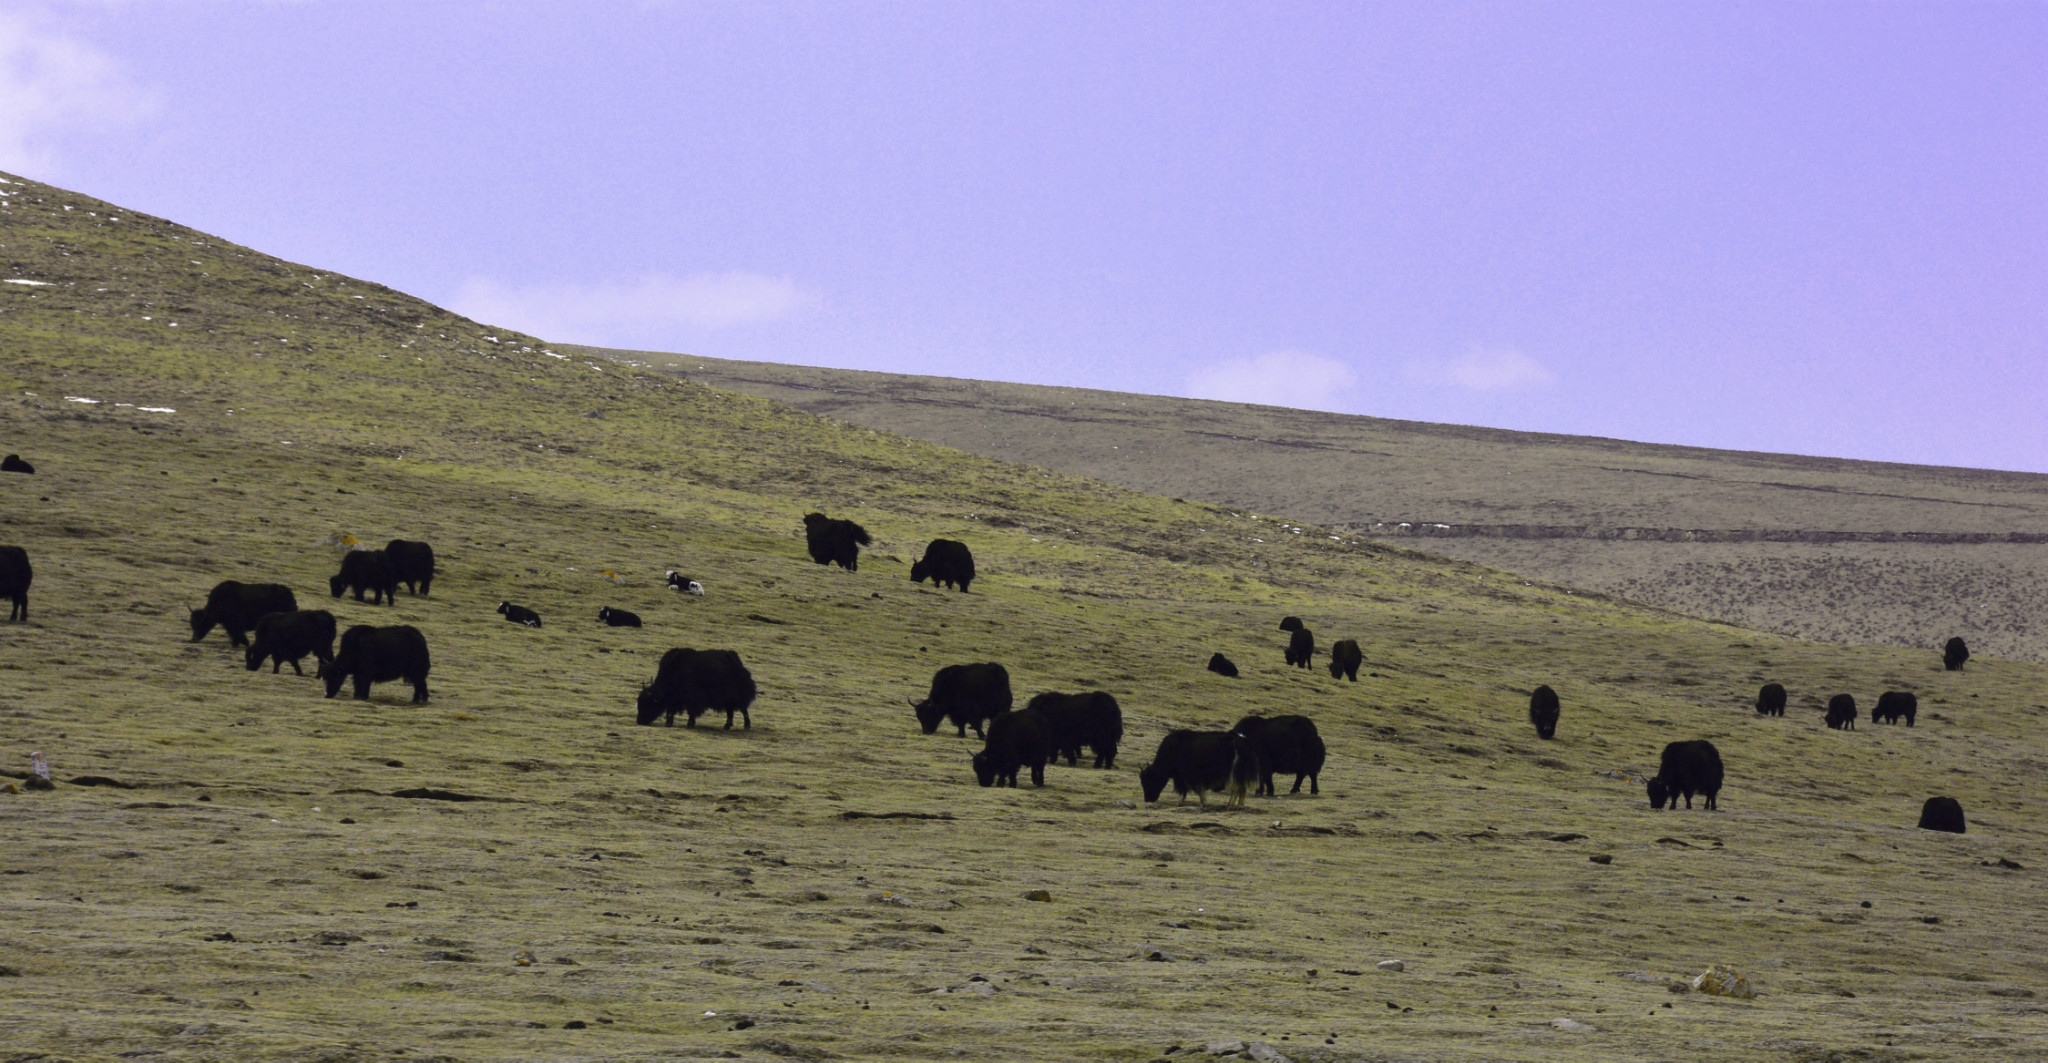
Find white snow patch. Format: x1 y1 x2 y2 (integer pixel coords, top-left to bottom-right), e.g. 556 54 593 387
4 278 52 286
65 396 101 404
139 406 174 413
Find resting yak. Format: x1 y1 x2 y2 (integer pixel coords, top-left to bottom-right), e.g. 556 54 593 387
803 512 871 571
1206 653 1239 678
597 606 642 628
911 538 975 593
636 648 756 729
191 581 296 647
913 662 1012 738
1 454 31 474
497 602 542 628
324 624 430 703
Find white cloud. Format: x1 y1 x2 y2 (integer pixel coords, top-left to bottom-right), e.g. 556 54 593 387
0 12 158 176
1409 346 1558 392
450 272 816 346
1183 349 1358 411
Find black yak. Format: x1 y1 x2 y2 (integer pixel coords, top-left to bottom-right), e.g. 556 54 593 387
1647 740 1723 810
329 549 397 605
1278 616 1304 632
1328 639 1362 681
1528 685 1560 740
0 545 28 622
636 648 756 729
384 539 436 596
190 581 296 647
1230 714 1324 795
913 662 1012 738
803 512 871 571
1872 690 1918 726
1917 796 1965 834
1826 693 1858 730
497 601 542 628
1755 682 1787 717
324 624 430 703
1943 637 1970 671
971 706 1058 787
1139 730 1257 809
1 454 32 474
597 606 642 628
911 538 975 593
1026 690 1123 768
245 609 337 676
1206 653 1239 678
666 570 705 595
1285 627 1315 668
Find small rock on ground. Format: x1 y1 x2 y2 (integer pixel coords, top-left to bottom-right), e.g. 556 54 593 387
1376 959 1404 972
1551 1018 1597 1032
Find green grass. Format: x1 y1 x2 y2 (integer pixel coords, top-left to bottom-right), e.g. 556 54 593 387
3 171 2047 1062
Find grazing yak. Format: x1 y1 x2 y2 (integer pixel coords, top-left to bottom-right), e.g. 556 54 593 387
597 606 642 628
1285 627 1315 668
636 648 756 729
190 581 297 647
0 545 29 622
666 570 706 596
245 609 337 676
1139 730 1257 809
1918 796 1966 834
1528 685 1561 740
1943 637 1970 672
803 512 871 571
1825 693 1858 730
324 624 431 703
384 539 436 596
497 602 542 628
1206 653 1239 678
329 549 397 605
1755 682 1788 717
1026 691 1123 769
1872 690 1918 726
1230 714 1325 796
1 454 32 474
1278 616 1304 633
913 662 1012 738
1647 739 1723 810
1328 639 1362 681
911 538 975 593
972 706 1058 788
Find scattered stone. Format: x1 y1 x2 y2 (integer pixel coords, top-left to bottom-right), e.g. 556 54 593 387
1204 1040 1246 1056
347 868 386 880
1692 965 1754 999
0 965 21 976
731 1018 756 1030
512 950 536 966
1550 1018 1596 1032
203 932 236 942
1160 920 1190 929
179 1023 217 1037
1022 889 1052 902
427 950 479 963
1140 945 1176 962
1376 960 1404 972
24 776 53 792
69 775 134 789
1244 1042 1292 1063
563 1020 588 1029
315 931 362 944
1986 858 2024 870
1621 971 1666 984
1589 854 1612 865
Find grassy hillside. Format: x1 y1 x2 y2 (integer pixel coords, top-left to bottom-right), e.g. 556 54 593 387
592 352 2048 665
5 171 2048 1062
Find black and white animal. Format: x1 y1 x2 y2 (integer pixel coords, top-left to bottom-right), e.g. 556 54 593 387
1872 690 1918 726
636 648 756 729
802 512 871 571
1138 730 1257 809
913 662 1013 738
665 570 705 595
1206 653 1239 678
384 539 436 596
1646 739 1723 810
910 538 975 593
1 454 32 474
1917 796 1965 834
597 606 642 628
971 705 1058 788
1528 684 1560 740
324 624 431 703
1825 693 1858 730
497 602 542 628
244 609 336 676
1285 627 1315 668
1026 690 1123 768
1327 639 1362 681
1755 682 1787 717
329 549 397 605
190 581 297 647
1943 636 1970 672
1230 714 1325 796
0 545 29 622
1278 616 1304 633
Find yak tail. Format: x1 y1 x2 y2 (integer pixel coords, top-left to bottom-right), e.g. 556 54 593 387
855 528 873 546
1226 739 1257 809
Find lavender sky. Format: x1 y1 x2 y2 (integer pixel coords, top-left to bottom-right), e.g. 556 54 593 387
5 2 2043 472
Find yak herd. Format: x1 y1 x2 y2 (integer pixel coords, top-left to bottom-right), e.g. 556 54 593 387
0 503 1983 829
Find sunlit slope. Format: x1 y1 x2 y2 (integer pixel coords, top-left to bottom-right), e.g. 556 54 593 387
3 172 2046 1062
